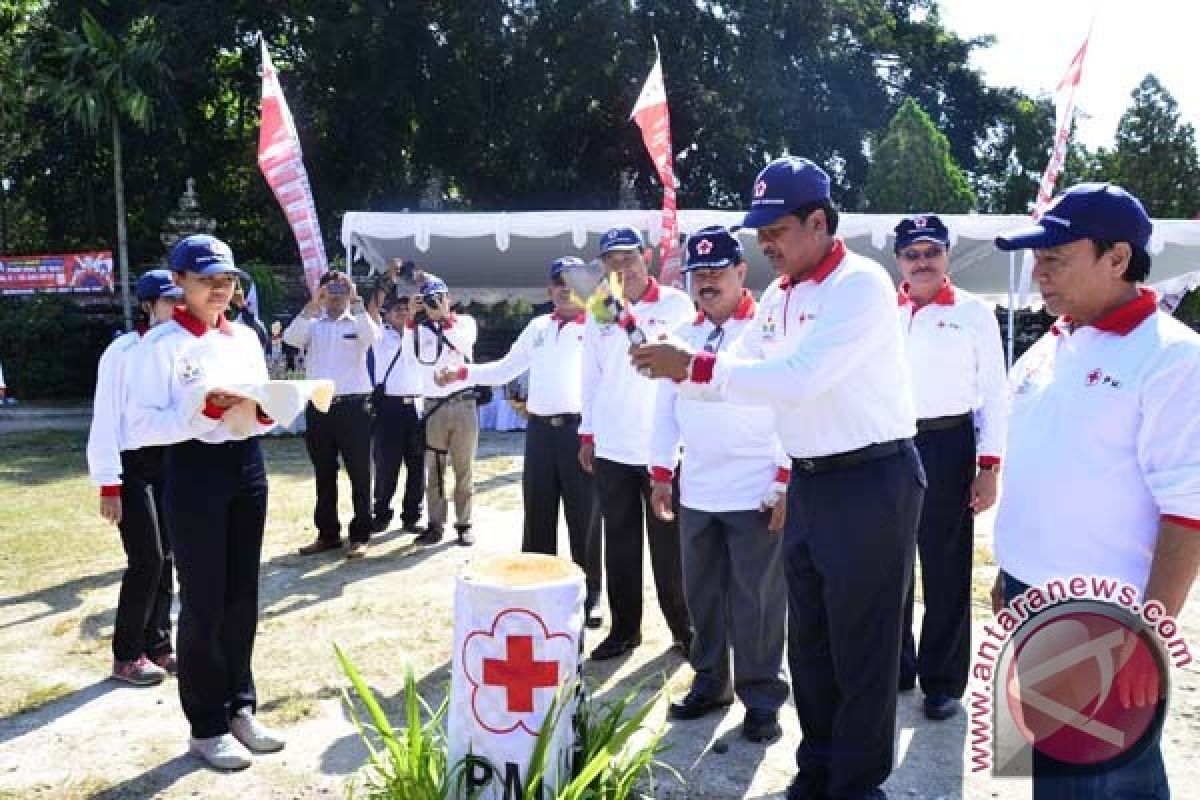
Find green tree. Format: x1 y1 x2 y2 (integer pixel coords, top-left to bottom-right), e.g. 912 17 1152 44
30 9 170 329
1109 74 1200 218
864 97 975 212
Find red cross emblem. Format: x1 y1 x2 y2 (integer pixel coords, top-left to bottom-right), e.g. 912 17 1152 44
914 216 927 228
754 179 768 198
462 608 574 736
1086 368 1102 386
695 238 713 255
483 635 558 713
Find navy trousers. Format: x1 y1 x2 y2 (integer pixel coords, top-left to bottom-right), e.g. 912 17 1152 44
785 442 924 800
900 418 976 698
522 415 601 598
164 438 268 739
372 396 425 528
113 446 174 662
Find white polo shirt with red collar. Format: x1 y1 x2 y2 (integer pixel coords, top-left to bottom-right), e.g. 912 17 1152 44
411 312 478 400
650 290 790 511
461 310 586 416
581 277 696 466
87 329 145 494
898 280 1008 466
126 307 276 446
995 288 1200 591
685 239 916 458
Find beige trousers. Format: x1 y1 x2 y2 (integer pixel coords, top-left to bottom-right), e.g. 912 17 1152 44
422 394 479 531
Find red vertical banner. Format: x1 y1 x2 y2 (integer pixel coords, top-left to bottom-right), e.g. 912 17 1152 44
631 43 682 287
258 39 328 296
1017 30 1091 305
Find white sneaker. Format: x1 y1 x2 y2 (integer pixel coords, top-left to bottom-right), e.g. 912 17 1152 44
230 709 286 753
189 733 252 770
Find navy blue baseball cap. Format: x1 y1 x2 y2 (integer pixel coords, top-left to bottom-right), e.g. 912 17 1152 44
894 214 950 253
683 226 744 271
135 269 184 302
995 183 1153 252
419 275 449 295
598 225 645 255
742 156 831 229
549 256 584 279
168 234 244 276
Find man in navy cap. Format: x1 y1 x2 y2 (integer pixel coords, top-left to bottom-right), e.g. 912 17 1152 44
992 183 1200 798
647 225 790 743
634 157 923 800
436 257 603 625
580 225 695 661
892 214 1008 722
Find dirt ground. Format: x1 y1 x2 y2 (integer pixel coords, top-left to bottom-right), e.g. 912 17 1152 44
1 427 1197 799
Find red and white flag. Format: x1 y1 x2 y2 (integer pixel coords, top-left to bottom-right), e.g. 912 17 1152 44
258 39 327 296
1018 30 1091 304
631 43 683 287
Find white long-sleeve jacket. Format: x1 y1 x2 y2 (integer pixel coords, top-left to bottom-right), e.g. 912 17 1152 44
126 308 276 446
86 331 142 491
580 278 695 466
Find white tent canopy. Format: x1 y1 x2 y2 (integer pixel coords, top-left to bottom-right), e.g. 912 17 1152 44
342 209 1200 306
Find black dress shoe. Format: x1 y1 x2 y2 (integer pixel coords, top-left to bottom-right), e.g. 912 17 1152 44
401 522 423 534
414 527 443 546
371 512 393 533
741 709 782 742
589 634 641 661
298 538 342 555
584 604 604 629
668 688 733 720
456 526 475 546
785 772 828 800
923 693 959 720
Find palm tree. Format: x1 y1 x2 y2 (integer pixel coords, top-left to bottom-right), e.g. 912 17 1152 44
34 10 169 330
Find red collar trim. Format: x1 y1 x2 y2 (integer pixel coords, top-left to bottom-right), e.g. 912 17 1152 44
693 289 757 325
634 277 661 304
897 278 955 308
135 323 149 337
173 305 233 337
405 320 416 330
1052 288 1157 337
441 312 457 330
781 238 845 289
552 310 586 325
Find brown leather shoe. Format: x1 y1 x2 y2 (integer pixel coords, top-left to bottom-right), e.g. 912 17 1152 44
298 538 342 555
346 542 368 559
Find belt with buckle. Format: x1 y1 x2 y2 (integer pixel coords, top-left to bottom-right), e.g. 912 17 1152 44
530 413 580 428
916 412 972 433
792 439 908 475
330 393 370 404
382 395 420 405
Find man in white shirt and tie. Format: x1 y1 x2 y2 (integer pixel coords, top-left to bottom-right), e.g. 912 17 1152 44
437 257 603 626
284 270 382 559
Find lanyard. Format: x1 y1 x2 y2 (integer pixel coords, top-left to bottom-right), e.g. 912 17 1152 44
703 324 726 354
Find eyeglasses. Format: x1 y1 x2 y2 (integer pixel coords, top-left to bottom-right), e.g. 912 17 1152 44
898 245 946 262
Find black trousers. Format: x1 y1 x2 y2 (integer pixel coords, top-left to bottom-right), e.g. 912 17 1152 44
113 446 174 662
372 396 425 527
305 395 373 543
522 415 601 596
164 438 268 739
785 442 924 800
593 457 690 643
900 418 976 698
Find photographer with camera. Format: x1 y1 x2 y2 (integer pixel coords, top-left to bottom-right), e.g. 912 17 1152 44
283 270 382 559
411 273 480 546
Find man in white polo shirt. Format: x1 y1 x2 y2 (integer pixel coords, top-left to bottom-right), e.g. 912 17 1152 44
580 225 695 661
648 226 790 744
436 257 603 626
893 214 1008 722
993 182 1200 798
634 157 924 800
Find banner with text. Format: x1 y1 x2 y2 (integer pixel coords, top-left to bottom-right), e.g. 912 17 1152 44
0 251 114 295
